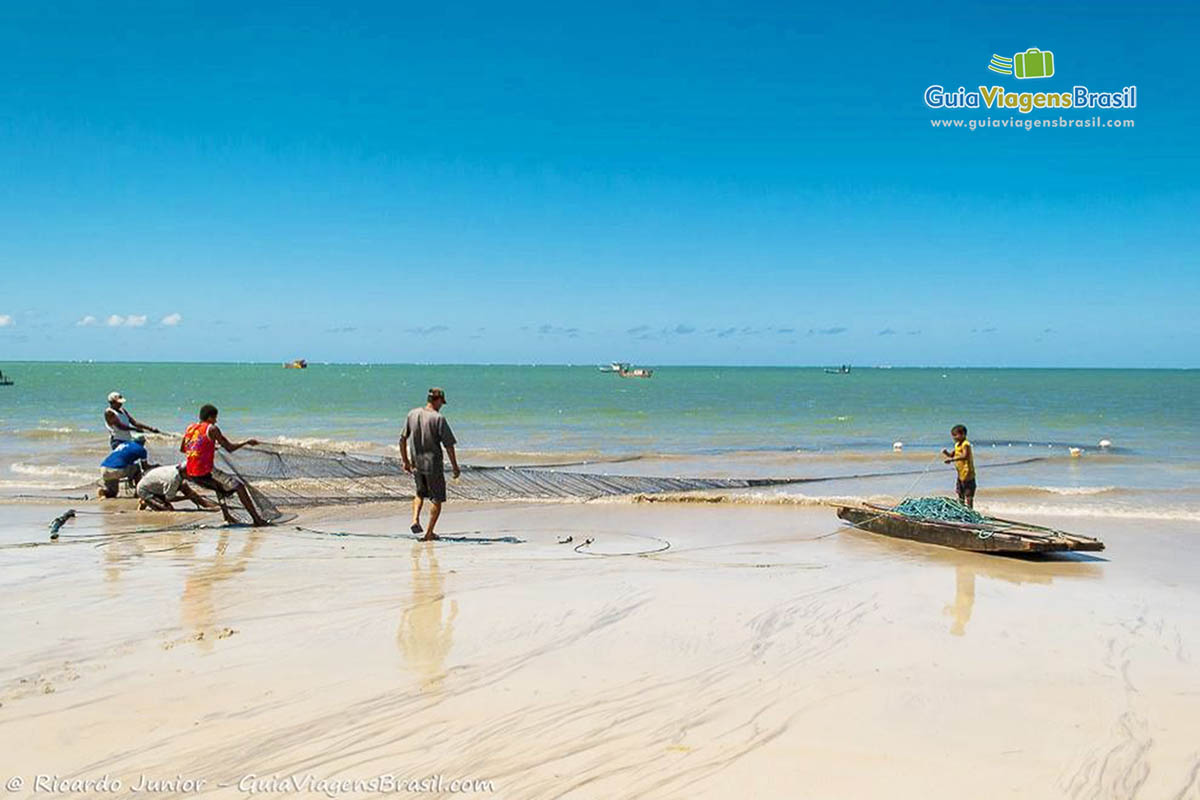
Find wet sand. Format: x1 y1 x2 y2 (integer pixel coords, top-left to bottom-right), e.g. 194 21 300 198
1 500 1198 798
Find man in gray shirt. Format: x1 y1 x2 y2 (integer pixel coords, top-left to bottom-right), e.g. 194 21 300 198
400 387 461 540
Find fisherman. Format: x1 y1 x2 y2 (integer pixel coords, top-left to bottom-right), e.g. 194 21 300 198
942 424 976 508
98 434 149 499
180 404 270 526
399 388 460 541
136 463 220 512
105 391 162 450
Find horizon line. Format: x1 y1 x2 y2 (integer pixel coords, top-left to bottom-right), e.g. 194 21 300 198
0 360 1196 370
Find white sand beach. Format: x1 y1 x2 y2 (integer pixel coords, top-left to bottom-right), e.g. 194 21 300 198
2 499 1197 799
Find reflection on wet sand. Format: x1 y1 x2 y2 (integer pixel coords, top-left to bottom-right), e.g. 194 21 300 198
941 555 1105 636
945 567 975 636
397 542 457 692
180 529 263 651
90 511 264 649
99 509 201 586
841 527 1107 637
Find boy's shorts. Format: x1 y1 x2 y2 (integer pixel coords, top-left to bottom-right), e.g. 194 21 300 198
956 477 977 496
187 468 243 497
414 470 447 503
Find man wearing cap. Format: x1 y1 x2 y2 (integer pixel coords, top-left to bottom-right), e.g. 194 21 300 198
399 388 461 541
105 392 161 450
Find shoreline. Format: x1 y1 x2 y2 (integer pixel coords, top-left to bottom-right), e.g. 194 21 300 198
3 498 1198 797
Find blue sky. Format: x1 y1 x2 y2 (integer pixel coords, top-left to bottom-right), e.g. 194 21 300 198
0 1 1196 366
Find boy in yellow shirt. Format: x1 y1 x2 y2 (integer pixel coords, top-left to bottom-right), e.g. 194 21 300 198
942 424 976 508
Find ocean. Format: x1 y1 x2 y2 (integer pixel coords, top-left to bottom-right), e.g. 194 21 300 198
1 362 1197 522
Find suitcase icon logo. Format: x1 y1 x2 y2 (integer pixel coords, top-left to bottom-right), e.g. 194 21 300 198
1014 48 1054 78
987 48 1055 79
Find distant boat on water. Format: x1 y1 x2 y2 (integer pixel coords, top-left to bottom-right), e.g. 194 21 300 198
284 359 308 369
824 364 851 374
0 369 12 386
599 361 653 378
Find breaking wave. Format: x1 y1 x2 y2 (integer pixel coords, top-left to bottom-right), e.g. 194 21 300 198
620 489 1200 522
271 435 393 454
979 502 1200 523
10 463 93 482
9 426 89 440
982 485 1123 497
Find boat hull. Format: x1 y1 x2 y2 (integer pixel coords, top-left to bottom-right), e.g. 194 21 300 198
836 506 1104 554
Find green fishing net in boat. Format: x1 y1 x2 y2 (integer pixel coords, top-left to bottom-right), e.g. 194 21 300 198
892 496 987 524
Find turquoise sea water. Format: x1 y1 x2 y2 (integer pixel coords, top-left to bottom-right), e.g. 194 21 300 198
2 362 1197 520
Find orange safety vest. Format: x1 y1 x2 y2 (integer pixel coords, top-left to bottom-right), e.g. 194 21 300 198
182 421 216 477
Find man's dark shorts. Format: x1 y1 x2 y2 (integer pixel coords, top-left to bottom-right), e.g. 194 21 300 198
187 468 242 498
414 469 447 503
956 477 977 497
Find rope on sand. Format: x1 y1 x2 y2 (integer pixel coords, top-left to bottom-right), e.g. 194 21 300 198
573 533 671 557
294 525 524 544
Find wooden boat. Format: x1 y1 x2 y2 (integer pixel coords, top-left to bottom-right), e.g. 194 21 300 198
604 362 653 378
836 503 1104 554
284 359 308 369
618 366 653 378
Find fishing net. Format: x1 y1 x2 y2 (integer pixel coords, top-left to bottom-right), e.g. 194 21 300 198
891 496 987 524
207 443 811 523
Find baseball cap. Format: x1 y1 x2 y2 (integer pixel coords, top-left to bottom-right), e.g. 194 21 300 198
428 387 447 402
108 391 125 403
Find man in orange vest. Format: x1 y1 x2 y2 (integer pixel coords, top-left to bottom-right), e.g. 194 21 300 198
181 404 270 526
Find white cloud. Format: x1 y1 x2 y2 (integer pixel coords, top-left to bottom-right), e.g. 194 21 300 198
0 314 13 327
160 313 182 326
105 314 148 328
76 315 97 327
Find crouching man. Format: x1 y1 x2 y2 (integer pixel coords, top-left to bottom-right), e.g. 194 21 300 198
98 434 149 499
136 463 220 512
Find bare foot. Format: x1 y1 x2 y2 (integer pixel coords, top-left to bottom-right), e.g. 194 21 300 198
411 523 423 534
420 532 439 542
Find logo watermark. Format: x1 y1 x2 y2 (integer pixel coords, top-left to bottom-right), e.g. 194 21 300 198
925 84 1136 114
4 773 496 796
925 47 1136 123
930 116 1134 131
988 48 1056 79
